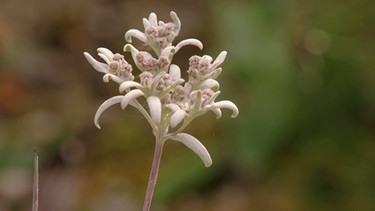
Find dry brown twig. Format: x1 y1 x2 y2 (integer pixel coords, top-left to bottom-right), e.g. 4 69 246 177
32 147 39 211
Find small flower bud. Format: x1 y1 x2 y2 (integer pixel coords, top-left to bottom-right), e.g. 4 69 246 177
140 71 153 87
201 89 215 107
109 61 120 72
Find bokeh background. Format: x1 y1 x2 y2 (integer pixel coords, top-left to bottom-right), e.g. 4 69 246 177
0 0 374 210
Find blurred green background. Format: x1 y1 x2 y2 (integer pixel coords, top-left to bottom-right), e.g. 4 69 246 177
0 0 374 210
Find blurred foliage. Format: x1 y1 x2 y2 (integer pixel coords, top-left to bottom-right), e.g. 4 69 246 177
213 0 375 210
0 0 374 210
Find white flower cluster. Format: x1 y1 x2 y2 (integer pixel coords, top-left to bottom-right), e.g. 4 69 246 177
84 11 238 167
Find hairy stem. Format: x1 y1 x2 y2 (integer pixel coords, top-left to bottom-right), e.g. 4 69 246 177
142 137 164 211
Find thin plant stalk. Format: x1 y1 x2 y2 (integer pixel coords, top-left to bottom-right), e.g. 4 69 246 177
142 138 164 211
32 147 39 211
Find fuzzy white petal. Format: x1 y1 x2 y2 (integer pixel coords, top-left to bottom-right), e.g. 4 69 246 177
210 100 239 118
170 109 186 128
211 51 227 70
147 96 161 123
169 64 181 81
211 108 222 119
123 44 139 55
121 89 144 109
170 11 181 36
102 74 111 83
83 52 108 73
199 79 220 90
119 81 142 93
165 104 181 113
210 68 222 80
207 91 221 104
111 76 124 84
103 74 124 84
97 48 114 60
94 96 123 129
149 13 157 26
168 133 212 167
124 29 147 43
142 18 150 29
98 53 110 64
123 44 144 71
175 39 203 52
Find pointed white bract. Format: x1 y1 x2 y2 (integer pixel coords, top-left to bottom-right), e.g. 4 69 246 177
84 52 107 73
212 51 227 70
209 100 239 118
94 96 123 129
119 81 142 93
168 64 181 81
168 133 212 167
124 29 147 43
147 96 161 123
121 89 144 109
170 109 186 128
199 79 220 90
175 38 203 52
84 11 239 168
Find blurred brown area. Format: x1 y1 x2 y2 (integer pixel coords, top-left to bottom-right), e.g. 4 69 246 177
0 0 374 210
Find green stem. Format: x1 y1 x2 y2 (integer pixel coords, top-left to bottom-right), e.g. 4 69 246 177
142 136 164 211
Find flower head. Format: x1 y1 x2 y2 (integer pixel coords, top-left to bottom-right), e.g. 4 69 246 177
84 11 238 168
84 48 134 84
125 12 181 55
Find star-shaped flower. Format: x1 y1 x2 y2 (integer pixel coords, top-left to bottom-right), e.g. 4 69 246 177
84 11 239 211
84 48 134 84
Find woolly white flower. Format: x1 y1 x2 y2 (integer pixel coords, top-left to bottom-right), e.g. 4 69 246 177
84 48 134 84
85 12 238 168
125 11 202 56
84 11 239 211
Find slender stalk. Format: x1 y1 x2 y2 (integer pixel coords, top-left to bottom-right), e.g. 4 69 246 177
32 147 39 211
142 137 164 211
